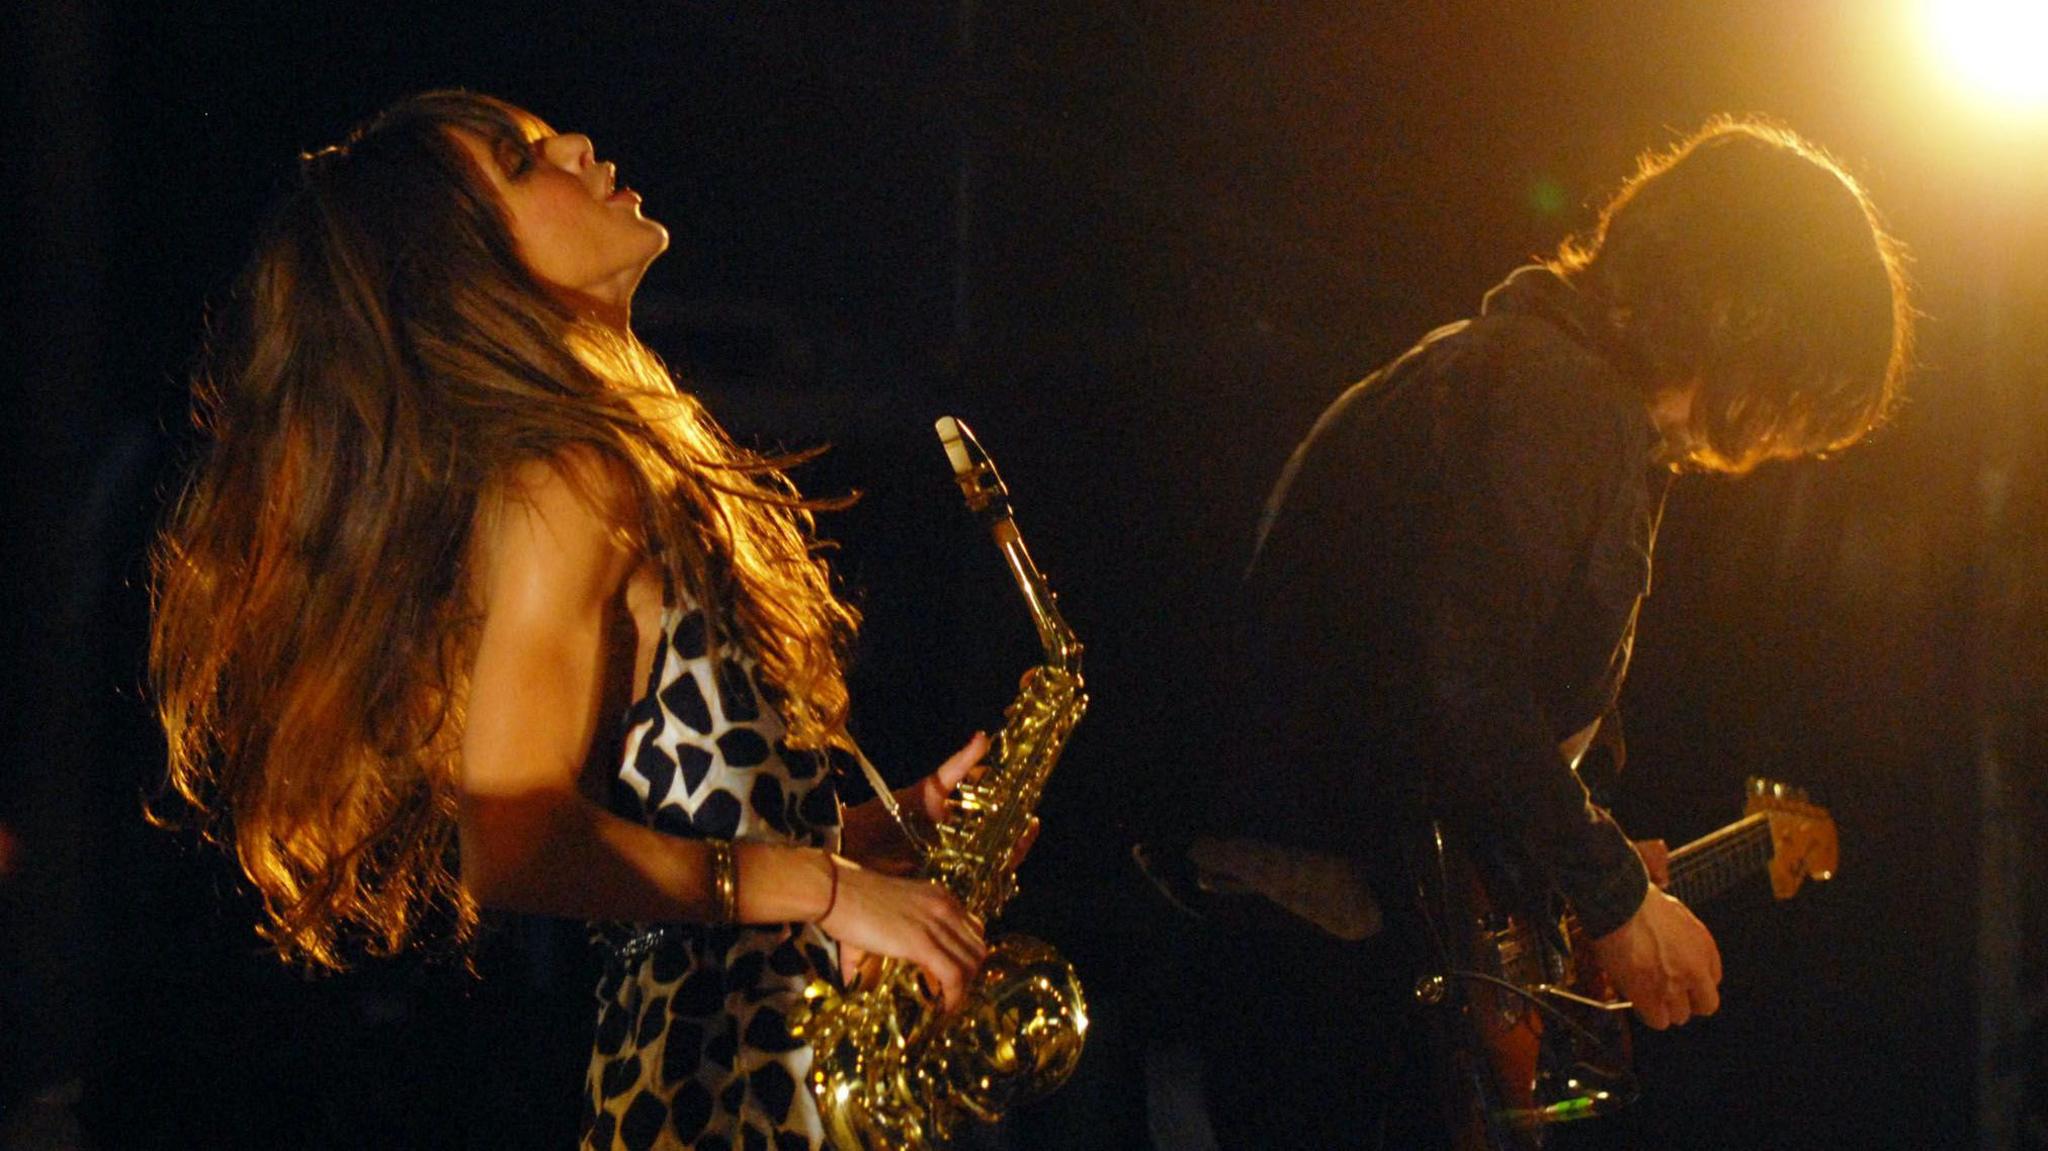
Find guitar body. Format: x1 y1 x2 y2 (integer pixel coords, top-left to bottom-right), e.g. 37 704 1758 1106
1417 778 1837 1150
1418 824 1634 1151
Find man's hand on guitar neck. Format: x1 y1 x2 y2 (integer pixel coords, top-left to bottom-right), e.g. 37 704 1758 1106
1634 838 1671 887
1588 886 1722 1030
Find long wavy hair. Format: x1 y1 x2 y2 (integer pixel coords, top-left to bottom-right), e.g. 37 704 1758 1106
150 91 858 969
1553 117 1914 472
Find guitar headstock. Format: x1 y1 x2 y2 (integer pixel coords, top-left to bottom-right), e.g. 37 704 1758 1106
1744 777 1839 900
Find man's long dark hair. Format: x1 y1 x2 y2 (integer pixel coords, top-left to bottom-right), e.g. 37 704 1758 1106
1554 117 1914 472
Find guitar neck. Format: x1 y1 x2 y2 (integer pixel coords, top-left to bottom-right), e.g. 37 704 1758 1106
1666 812 1773 906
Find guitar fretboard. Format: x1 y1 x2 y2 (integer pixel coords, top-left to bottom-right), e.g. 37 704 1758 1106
1666 812 1773 906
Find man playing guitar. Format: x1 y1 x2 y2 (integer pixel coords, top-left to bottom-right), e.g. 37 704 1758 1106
1193 118 1911 1150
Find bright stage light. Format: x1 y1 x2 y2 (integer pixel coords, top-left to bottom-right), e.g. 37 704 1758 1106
1923 0 2048 113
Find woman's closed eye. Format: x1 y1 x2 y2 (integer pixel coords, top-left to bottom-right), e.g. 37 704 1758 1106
492 137 536 179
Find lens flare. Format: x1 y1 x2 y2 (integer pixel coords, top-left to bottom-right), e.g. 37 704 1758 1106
1924 0 2048 112
1530 177 1568 218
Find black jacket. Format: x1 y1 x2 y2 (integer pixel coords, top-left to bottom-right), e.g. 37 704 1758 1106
1230 265 1662 937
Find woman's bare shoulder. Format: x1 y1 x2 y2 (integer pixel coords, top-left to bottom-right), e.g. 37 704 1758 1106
472 446 643 616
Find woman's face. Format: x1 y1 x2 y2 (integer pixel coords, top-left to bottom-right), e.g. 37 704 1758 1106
457 128 669 313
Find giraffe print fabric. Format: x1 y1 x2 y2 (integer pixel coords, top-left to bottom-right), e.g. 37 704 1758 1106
582 601 844 1151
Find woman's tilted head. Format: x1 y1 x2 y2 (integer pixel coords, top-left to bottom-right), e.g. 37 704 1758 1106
451 125 669 314
151 91 854 969
1554 117 1915 474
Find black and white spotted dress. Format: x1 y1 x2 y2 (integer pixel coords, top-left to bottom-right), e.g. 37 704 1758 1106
582 600 844 1151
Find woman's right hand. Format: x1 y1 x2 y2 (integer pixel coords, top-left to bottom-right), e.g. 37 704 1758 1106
819 856 986 1010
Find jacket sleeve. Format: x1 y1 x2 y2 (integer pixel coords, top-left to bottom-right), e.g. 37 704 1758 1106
1416 342 1649 939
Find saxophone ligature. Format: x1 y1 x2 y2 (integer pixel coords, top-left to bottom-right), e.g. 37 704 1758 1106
793 416 1090 1150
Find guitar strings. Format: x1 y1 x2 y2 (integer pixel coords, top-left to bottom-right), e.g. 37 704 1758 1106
1666 823 1773 893
1669 822 1771 872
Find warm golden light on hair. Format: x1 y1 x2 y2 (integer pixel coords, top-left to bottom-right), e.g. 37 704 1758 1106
1924 0 2048 113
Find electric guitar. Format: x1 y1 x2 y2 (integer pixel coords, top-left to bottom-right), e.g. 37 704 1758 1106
1416 778 1839 1150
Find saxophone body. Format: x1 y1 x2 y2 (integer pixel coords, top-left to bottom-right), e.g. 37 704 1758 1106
793 417 1089 1150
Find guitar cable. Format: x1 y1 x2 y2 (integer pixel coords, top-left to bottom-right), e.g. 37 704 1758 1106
1413 837 1640 1116
1435 969 1642 1106
1437 969 1618 1055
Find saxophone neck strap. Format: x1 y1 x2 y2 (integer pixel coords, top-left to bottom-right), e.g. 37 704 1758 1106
852 742 935 863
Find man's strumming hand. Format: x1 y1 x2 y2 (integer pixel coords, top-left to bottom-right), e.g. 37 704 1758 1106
1588 887 1722 1030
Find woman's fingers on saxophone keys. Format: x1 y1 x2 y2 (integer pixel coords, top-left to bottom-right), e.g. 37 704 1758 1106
920 891 986 1011
930 928 982 1010
920 949 965 1010
917 732 989 824
1004 817 1041 872
933 891 987 965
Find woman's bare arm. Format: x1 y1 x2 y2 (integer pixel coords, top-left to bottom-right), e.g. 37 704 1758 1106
457 450 825 921
456 451 984 1001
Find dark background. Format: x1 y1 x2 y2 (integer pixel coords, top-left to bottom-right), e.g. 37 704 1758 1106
6 2 2046 1148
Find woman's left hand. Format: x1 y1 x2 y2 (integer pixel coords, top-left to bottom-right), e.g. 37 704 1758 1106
833 732 1043 983
841 733 987 876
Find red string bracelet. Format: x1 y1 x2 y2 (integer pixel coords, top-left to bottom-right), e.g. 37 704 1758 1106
819 854 841 923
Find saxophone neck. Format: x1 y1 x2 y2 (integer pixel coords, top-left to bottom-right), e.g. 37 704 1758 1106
990 516 1082 672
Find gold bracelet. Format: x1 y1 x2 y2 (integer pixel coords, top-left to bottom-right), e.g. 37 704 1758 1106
709 839 739 924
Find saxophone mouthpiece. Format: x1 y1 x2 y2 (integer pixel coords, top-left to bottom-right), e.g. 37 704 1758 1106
935 415 1010 515
935 415 973 479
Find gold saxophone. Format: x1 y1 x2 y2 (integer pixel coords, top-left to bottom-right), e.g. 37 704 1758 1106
793 416 1090 1150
